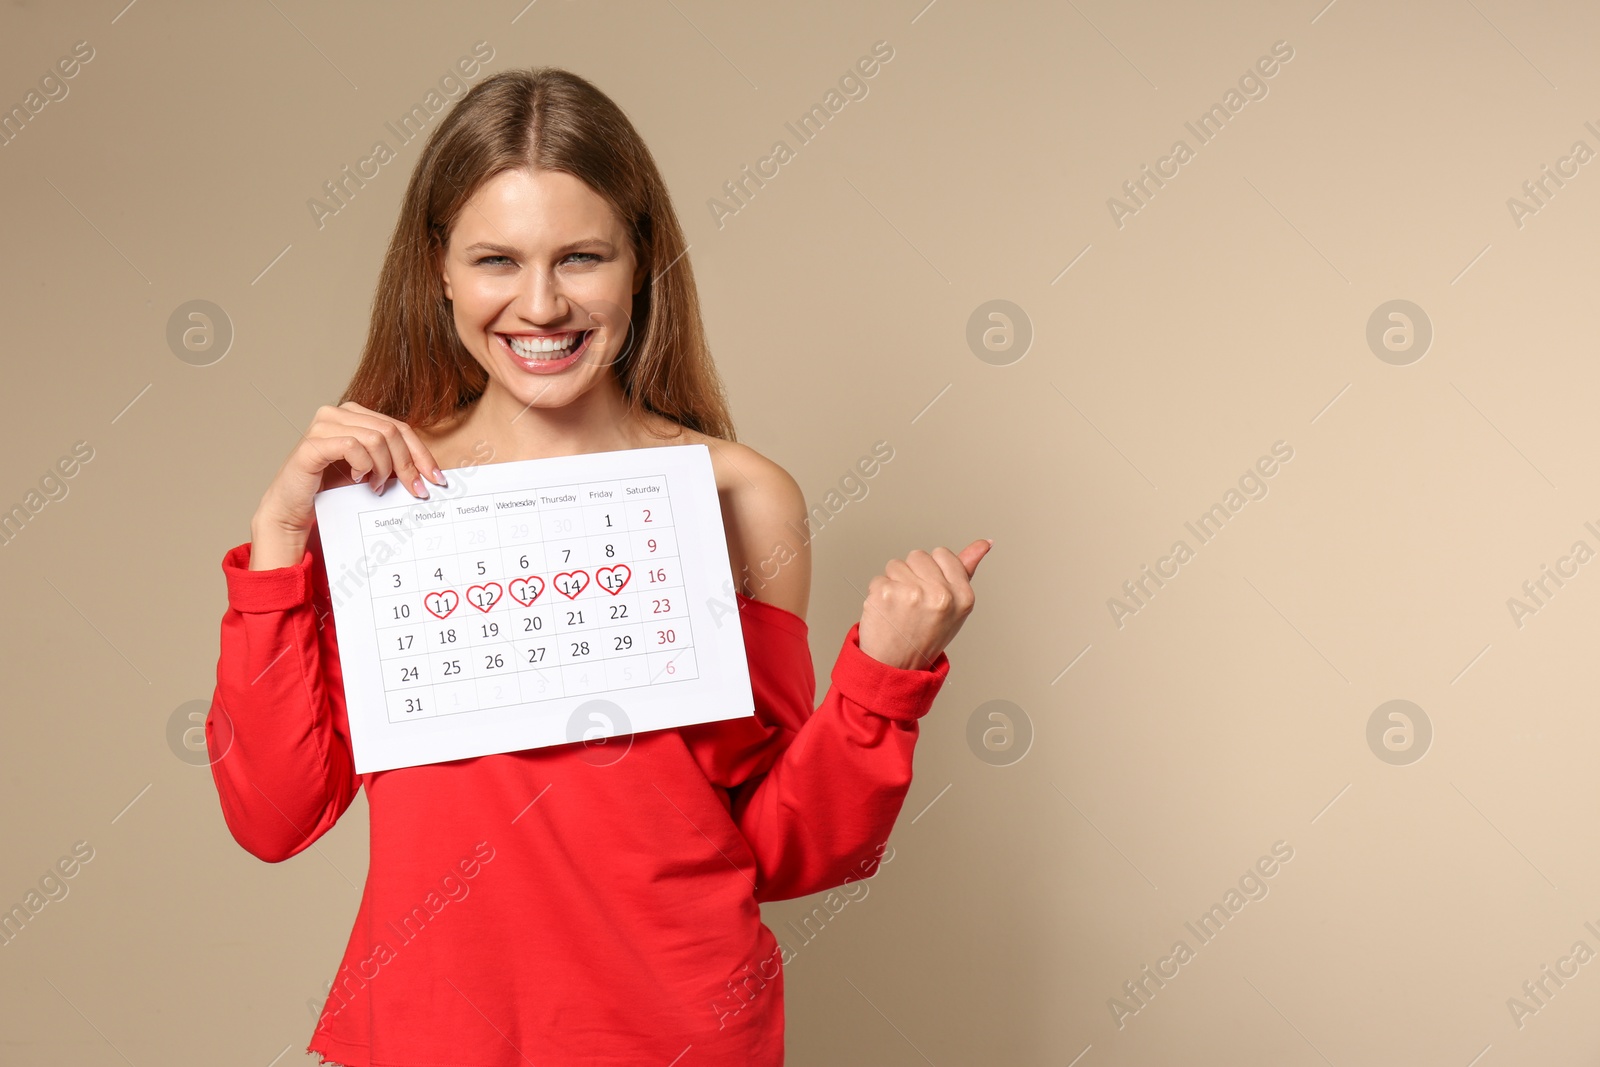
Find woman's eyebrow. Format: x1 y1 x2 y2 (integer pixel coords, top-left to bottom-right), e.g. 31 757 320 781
463 238 617 256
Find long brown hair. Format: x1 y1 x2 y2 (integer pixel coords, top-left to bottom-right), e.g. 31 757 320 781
341 67 734 442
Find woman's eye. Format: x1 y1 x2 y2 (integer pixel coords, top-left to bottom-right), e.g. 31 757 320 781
474 253 600 267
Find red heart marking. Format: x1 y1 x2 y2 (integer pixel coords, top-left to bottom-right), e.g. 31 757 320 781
554 570 589 599
596 564 631 595
424 590 459 619
509 576 545 606
467 582 503 613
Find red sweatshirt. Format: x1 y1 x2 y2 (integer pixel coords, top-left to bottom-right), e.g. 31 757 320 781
206 531 950 1066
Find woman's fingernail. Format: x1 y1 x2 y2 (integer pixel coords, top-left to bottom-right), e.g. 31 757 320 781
432 467 447 486
413 476 430 499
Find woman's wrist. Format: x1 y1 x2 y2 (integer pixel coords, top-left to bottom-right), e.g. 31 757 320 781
248 510 309 571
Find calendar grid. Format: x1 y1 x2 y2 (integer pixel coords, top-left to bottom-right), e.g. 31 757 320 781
356 473 700 723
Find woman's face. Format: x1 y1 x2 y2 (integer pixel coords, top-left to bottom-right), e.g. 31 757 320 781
439 166 646 414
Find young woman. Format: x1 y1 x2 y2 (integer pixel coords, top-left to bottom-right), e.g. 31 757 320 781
207 67 989 1066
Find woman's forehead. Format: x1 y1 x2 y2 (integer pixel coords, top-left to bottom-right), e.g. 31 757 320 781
453 167 624 244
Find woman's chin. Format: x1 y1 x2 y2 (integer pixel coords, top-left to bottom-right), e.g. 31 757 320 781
492 372 587 410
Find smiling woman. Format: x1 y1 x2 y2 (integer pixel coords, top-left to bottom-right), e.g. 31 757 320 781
438 173 643 393
339 70 727 447
207 65 986 1067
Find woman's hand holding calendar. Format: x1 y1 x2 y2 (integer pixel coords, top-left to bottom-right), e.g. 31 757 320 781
856 539 992 671
249 402 446 571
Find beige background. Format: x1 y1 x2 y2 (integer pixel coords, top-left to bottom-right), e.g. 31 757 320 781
3 0 1598 1063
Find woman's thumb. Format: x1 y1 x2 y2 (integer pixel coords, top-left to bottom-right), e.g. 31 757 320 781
959 538 993 578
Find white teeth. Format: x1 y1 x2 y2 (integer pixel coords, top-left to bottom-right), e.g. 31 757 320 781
505 332 583 359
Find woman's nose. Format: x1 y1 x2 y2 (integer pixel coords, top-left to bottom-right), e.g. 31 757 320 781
515 263 569 322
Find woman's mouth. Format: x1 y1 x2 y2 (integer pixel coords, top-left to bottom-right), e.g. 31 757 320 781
497 329 595 374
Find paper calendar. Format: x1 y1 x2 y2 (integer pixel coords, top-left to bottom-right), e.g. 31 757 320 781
311 444 755 773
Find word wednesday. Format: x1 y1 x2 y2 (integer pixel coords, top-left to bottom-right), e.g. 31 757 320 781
1108 841 1295 1029
1108 440 1295 629
1107 40 1296 229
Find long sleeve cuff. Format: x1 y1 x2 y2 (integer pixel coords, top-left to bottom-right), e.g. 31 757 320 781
829 622 950 722
221 541 315 613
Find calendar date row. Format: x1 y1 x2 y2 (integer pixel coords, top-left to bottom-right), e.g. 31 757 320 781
385 646 699 722
360 525 678 585
374 552 684 611
382 621 692 688
376 558 682 621
378 592 687 658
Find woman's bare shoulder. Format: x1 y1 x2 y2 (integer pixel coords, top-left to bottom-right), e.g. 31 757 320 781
638 416 794 496
647 418 810 616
